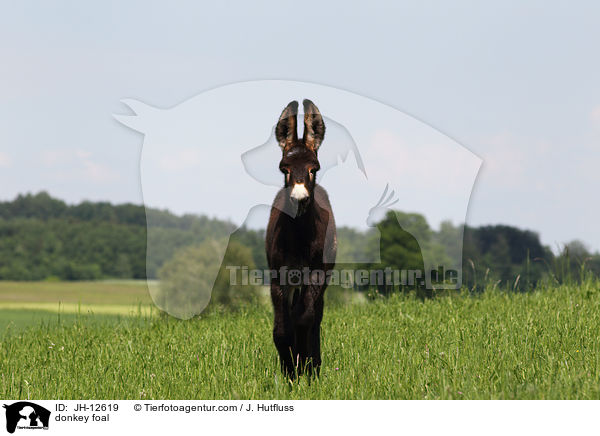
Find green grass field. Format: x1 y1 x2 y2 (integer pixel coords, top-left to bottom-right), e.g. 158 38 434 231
0 279 599 399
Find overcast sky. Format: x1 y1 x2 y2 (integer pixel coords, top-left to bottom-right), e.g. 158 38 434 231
1 1 599 251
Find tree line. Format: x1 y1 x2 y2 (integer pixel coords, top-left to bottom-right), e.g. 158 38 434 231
0 192 597 291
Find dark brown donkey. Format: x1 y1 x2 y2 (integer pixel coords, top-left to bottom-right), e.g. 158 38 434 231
266 99 337 378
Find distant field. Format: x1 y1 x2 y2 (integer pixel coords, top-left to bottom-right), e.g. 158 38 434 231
1 279 599 399
0 280 153 305
0 280 154 333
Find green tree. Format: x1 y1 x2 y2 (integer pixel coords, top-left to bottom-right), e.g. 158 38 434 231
157 239 259 317
366 210 428 297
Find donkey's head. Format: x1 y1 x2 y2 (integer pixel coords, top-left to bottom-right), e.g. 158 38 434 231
275 99 325 213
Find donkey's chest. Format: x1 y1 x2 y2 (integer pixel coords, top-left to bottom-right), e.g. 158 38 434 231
276 224 324 264
283 230 321 253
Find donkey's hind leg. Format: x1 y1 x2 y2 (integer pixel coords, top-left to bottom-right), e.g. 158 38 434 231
309 293 324 377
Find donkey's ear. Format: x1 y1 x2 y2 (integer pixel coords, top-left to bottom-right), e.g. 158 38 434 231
303 99 325 152
275 101 299 152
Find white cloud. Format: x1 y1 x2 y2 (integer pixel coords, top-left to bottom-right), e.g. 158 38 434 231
474 133 553 191
41 150 66 166
81 160 118 183
75 150 92 160
39 148 118 183
156 148 203 171
0 152 11 168
591 105 600 125
364 129 481 191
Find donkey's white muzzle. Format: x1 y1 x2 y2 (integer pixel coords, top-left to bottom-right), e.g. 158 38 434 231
290 183 309 201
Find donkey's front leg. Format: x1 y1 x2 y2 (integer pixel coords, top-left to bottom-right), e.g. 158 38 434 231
291 284 315 375
271 283 295 378
298 282 327 376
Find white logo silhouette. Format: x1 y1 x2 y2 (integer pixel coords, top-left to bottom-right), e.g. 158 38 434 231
115 80 481 318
